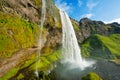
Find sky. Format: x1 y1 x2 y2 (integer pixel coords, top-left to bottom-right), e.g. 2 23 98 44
54 0 120 23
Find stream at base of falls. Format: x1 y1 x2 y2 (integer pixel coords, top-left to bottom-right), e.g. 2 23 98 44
48 59 120 80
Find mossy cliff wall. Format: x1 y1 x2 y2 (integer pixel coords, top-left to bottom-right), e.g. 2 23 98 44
0 0 62 79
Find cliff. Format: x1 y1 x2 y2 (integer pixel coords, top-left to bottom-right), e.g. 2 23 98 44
0 0 62 79
78 18 120 41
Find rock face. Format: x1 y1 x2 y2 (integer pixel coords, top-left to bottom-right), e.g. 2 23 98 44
77 18 120 43
2 0 62 47
77 18 120 59
0 0 62 79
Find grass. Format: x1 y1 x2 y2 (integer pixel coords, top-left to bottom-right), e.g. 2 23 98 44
97 34 120 56
81 34 120 59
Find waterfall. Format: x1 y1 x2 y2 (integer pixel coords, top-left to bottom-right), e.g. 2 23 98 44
60 11 83 64
38 0 46 49
60 10 94 70
35 0 46 77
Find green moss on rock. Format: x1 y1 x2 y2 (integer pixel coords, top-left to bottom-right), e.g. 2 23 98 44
17 73 24 80
34 0 41 6
9 50 61 80
0 11 39 58
0 67 19 80
30 50 61 71
82 72 103 80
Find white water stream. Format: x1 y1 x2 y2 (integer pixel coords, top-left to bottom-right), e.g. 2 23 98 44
35 0 46 77
60 10 94 70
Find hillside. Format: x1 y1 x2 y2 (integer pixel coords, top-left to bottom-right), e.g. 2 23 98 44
81 34 120 59
76 18 120 43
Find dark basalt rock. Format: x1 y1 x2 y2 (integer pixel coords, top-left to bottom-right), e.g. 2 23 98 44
75 18 120 43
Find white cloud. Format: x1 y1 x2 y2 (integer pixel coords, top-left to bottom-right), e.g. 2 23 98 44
87 0 98 10
78 0 82 7
55 0 72 14
81 13 93 18
105 18 120 24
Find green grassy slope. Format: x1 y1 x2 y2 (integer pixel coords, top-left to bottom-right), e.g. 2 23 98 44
81 34 120 59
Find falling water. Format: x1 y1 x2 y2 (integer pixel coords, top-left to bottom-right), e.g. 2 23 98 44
60 10 94 70
35 0 46 77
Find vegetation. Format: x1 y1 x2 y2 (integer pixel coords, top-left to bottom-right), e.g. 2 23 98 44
97 34 120 56
0 67 19 80
0 11 39 58
71 19 80 31
82 72 103 80
81 34 120 59
110 59 120 65
0 49 61 79
30 50 61 71
34 0 42 7
0 0 61 79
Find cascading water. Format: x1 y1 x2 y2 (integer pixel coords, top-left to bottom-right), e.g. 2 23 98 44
60 10 94 70
35 0 46 77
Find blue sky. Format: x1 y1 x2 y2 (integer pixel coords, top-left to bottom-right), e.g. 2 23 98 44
54 0 120 23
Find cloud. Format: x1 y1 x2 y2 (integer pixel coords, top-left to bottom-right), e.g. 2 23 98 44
105 18 120 24
87 0 98 10
55 0 72 14
81 13 94 18
78 0 82 7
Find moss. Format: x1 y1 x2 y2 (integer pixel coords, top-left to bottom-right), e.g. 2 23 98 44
71 20 80 31
20 52 37 70
41 46 52 54
0 11 39 58
34 0 42 7
11 50 61 79
0 50 38 79
82 72 103 80
0 67 19 80
0 0 61 79
0 34 16 57
29 50 61 71
17 74 24 80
